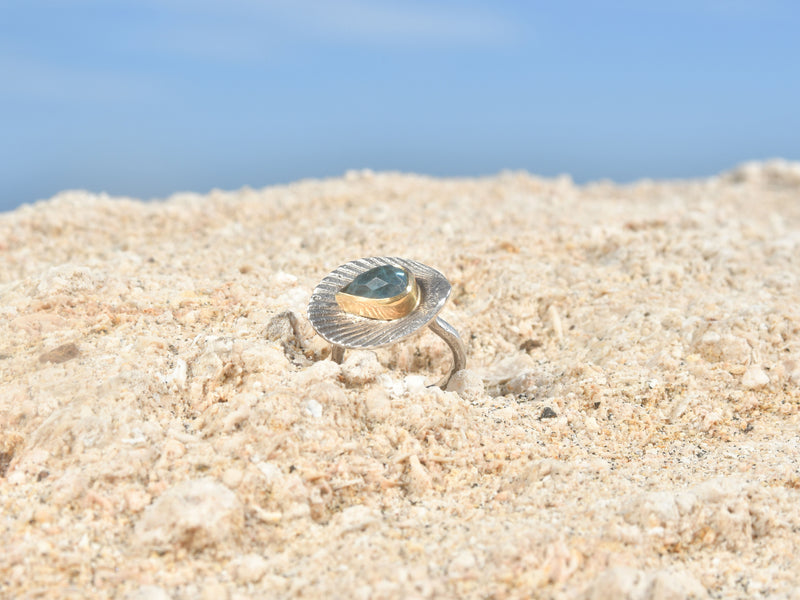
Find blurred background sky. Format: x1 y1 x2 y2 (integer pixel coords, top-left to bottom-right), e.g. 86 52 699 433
2 0 799 212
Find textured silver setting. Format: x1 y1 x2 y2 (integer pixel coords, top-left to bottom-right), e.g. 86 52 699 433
307 256 465 388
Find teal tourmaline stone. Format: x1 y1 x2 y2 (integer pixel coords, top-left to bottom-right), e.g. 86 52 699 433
342 265 409 299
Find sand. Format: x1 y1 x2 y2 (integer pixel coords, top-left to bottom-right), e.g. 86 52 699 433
2 161 800 599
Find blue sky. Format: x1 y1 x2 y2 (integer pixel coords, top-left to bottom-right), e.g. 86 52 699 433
2 0 799 212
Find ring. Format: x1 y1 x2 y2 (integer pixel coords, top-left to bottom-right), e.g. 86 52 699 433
307 257 466 388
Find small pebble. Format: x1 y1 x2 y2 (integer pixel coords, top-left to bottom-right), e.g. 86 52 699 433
741 366 769 389
540 407 558 420
134 478 243 552
341 351 382 385
305 398 323 418
446 369 484 401
38 343 80 364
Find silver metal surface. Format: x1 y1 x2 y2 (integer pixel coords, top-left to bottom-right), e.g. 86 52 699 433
307 256 466 388
428 316 466 388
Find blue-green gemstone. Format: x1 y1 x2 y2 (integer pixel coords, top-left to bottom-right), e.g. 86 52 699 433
342 265 409 299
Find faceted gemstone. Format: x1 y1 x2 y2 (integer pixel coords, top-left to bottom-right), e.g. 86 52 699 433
341 265 409 299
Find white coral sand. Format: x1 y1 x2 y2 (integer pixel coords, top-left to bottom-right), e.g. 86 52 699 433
1 164 800 598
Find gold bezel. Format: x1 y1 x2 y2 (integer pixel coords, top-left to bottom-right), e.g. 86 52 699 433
335 270 420 320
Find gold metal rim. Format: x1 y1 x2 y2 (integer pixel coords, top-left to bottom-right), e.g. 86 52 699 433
335 271 420 320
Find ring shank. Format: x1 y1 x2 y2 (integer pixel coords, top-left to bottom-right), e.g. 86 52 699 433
428 316 467 388
330 315 465 389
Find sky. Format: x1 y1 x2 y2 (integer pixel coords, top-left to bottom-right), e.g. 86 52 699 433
1 0 799 212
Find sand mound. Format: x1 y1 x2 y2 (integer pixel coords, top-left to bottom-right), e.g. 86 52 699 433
2 165 800 598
